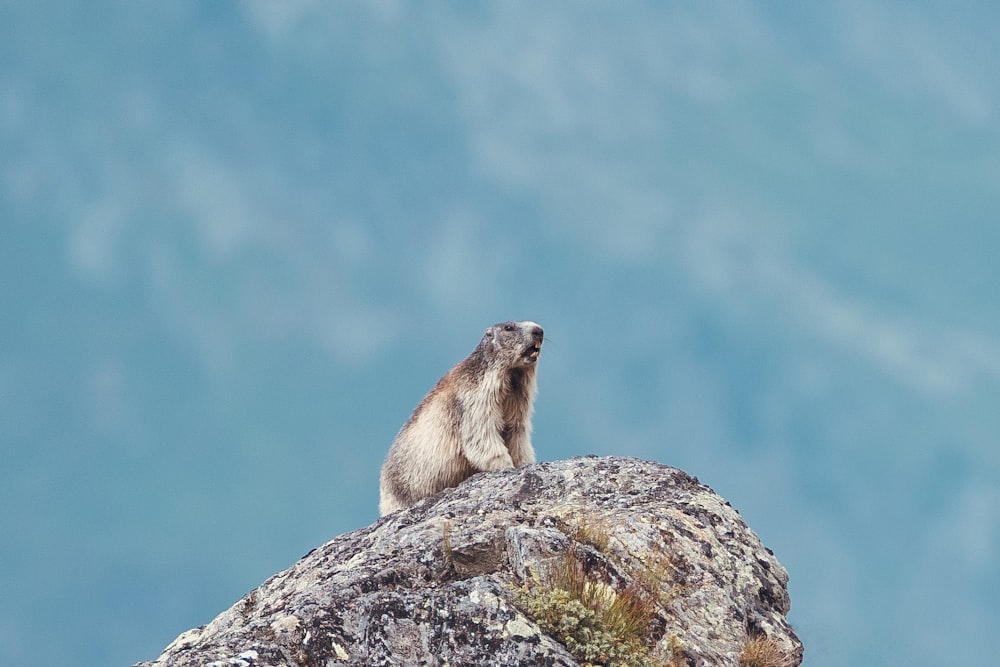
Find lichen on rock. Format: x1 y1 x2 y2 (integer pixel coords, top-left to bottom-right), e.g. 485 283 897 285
134 456 802 667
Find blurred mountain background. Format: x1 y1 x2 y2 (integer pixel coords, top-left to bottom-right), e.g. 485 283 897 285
2 3 998 666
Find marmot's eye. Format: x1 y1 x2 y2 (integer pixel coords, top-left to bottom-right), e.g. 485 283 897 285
504 324 515 332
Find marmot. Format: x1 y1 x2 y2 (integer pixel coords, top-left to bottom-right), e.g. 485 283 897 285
379 320 544 516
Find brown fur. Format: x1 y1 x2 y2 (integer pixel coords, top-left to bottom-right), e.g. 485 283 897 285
379 321 543 515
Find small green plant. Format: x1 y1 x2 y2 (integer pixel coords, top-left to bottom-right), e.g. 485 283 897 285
517 552 664 667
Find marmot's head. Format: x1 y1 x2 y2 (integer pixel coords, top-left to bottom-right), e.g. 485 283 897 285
482 321 544 369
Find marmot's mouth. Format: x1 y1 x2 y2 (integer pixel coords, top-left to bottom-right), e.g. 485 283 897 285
523 343 541 362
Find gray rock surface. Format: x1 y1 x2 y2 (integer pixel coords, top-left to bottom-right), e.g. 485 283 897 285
135 456 802 666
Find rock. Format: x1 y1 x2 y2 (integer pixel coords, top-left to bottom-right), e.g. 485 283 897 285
135 456 802 667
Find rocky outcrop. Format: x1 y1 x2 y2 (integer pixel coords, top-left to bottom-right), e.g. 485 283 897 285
135 456 802 667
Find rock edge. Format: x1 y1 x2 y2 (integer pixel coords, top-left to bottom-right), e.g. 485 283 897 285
136 456 802 666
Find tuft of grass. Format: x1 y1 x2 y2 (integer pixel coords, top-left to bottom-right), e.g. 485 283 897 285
518 552 664 667
516 512 695 666
740 634 794 667
557 513 683 605
557 553 658 643
567 515 613 551
633 550 683 608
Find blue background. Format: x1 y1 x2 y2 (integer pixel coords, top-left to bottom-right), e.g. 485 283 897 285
3 3 998 666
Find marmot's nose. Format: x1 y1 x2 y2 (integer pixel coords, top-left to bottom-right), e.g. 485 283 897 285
531 325 544 341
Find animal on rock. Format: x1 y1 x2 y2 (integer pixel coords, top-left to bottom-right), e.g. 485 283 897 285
379 321 544 516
